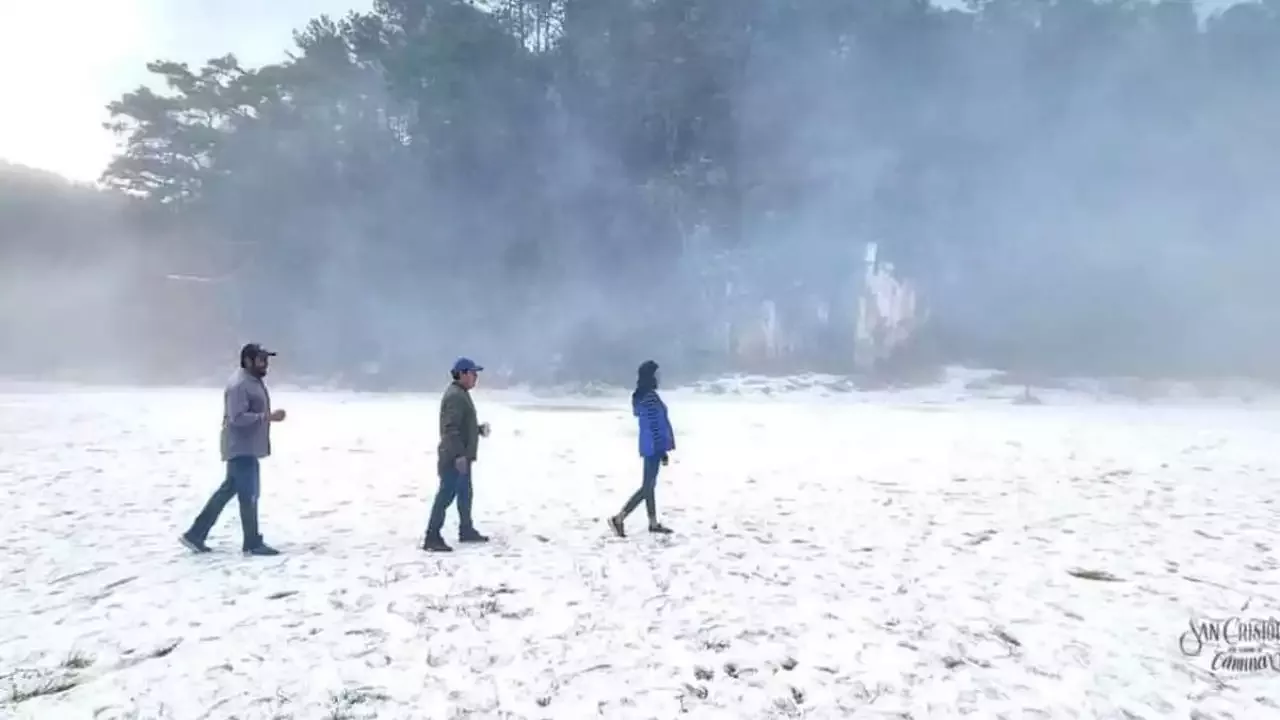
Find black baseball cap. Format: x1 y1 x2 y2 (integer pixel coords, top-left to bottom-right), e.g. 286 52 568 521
239 343 277 363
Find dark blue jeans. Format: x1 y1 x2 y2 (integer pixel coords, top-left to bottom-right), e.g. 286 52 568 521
621 455 662 522
426 462 475 539
187 456 262 550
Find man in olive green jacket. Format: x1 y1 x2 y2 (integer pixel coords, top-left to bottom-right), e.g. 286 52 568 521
423 357 490 552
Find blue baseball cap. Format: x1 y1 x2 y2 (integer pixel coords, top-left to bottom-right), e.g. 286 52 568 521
451 357 484 374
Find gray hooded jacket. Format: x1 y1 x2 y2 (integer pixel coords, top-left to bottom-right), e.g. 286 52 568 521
220 369 272 461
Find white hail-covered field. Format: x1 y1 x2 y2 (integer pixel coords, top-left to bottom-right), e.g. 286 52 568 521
2 377 1280 719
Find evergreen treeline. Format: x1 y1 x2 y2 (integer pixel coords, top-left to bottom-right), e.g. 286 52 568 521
5 0 1280 385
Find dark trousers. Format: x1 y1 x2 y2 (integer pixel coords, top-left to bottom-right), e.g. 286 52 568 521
621 455 662 522
426 462 475 539
187 456 262 550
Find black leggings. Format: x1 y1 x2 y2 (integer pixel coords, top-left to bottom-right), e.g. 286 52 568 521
621 455 662 522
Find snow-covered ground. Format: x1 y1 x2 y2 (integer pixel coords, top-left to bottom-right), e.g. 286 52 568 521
3 383 1280 719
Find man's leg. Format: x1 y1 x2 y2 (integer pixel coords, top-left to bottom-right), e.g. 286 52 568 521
456 469 488 542
230 457 278 555
455 470 474 534
183 465 238 550
425 465 461 547
229 456 266 552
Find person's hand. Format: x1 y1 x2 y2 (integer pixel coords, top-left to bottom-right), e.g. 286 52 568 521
455 456 470 474
270 409 287 422
661 453 670 466
479 422 491 438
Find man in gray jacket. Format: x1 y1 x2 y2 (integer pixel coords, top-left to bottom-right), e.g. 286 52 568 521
423 357 490 552
180 343 287 556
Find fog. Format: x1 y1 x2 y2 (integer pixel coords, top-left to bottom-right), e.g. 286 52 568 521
3 0 1280 390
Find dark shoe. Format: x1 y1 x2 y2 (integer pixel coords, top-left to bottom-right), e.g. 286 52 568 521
243 544 281 556
608 515 626 538
422 536 453 553
458 531 489 544
180 534 212 554
648 523 673 535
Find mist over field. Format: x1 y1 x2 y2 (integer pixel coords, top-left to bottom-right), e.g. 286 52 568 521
4 0 1280 389
7 6 1280 718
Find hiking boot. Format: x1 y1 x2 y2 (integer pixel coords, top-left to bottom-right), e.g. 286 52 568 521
422 536 453 553
243 544 281 557
648 523 673 535
608 515 626 538
179 534 212 554
458 531 490 544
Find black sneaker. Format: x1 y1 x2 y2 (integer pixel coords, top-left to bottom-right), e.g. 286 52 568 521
422 536 453 553
243 544 281 557
458 532 490 544
608 515 626 538
179 534 212 554
648 523 673 535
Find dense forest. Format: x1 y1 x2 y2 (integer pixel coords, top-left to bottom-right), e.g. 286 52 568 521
3 0 1280 387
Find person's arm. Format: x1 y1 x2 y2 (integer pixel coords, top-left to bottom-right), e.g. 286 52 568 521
439 392 466 460
226 381 264 428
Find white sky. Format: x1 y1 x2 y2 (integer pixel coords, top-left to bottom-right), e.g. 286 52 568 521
0 0 362 182
0 0 1241 184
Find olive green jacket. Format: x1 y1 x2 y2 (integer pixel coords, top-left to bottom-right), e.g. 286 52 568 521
438 380 480 466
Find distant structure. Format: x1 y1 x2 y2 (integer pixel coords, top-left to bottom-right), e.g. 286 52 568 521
730 241 923 372
854 242 922 372
734 299 784 363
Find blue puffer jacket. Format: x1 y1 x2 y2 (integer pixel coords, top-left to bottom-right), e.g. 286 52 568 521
634 389 676 458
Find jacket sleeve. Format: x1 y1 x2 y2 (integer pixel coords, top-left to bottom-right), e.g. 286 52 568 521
640 394 664 453
226 381 263 428
439 392 466 460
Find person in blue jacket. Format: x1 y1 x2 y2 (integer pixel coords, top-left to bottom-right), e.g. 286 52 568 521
609 360 675 537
